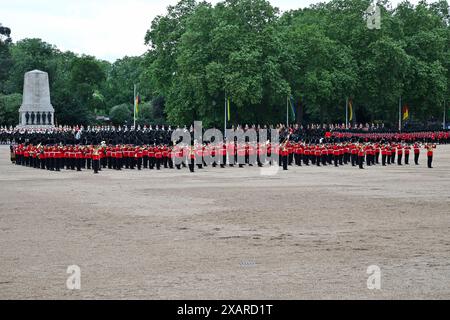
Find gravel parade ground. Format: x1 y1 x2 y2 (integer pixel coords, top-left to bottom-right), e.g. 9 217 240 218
0 145 449 299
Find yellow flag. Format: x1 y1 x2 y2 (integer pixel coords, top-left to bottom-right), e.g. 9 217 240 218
349 100 353 122
402 105 409 120
227 98 231 121
134 95 140 115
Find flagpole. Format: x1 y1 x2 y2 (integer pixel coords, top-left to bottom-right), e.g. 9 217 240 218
345 97 348 128
224 93 227 139
133 84 136 128
286 96 289 126
398 96 402 132
444 100 447 130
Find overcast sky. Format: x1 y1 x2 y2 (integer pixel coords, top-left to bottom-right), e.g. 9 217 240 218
2 0 423 62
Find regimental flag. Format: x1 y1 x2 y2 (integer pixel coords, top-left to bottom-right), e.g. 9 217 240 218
289 95 296 121
227 97 231 121
402 104 409 120
348 99 353 122
135 93 141 115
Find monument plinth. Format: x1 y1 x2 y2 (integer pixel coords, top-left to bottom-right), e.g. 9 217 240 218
18 70 55 128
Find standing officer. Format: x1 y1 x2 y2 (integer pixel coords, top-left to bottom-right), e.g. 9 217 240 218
404 144 411 165
358 145 365 169
188 146 195 172
426 143 436 168
413 143 420 165
397 144 403 166
92 147 100 174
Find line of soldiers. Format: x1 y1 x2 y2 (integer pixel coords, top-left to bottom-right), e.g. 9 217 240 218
332 130 449 144
0 125 175 146
2 125 449 146
11 140 437 174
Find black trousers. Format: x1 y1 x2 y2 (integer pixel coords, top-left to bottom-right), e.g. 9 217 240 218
382 154 386 166
428 155 433 168
143 156 148 168
149 157 155 169
282 155 288 170
414 153 419 165
358 156 364 169
405 153 409 165
156 158 161 170
397 154 402 165
93 159 100 173
304 155 309 165
351 154 357 166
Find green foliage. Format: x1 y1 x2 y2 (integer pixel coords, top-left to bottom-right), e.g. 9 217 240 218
137 95 168 125
0 93 21 126
109 103 132 125
104 56 147 108
4 38 57 94
0 24 12 94
144 0 450 126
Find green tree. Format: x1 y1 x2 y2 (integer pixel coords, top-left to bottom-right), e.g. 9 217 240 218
5 38 57 94
0 93 21 126
0 23 12 94
69 55 107 116
104 56 147 108
109 103 132 125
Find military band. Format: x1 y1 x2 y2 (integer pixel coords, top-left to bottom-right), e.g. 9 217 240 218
10 139 439 173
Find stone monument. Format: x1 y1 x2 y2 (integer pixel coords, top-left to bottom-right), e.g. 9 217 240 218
18 70 55 127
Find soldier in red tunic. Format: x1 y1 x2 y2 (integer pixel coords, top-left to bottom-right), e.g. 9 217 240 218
404 144 411 165
155 145 163 170
413 143 420 165
188 146 195 172
358 145 365 169
136 147 143 170
92 147 100 174
280 140 289 171
148 145 155 170
397 144 403 166
426 144 436 168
